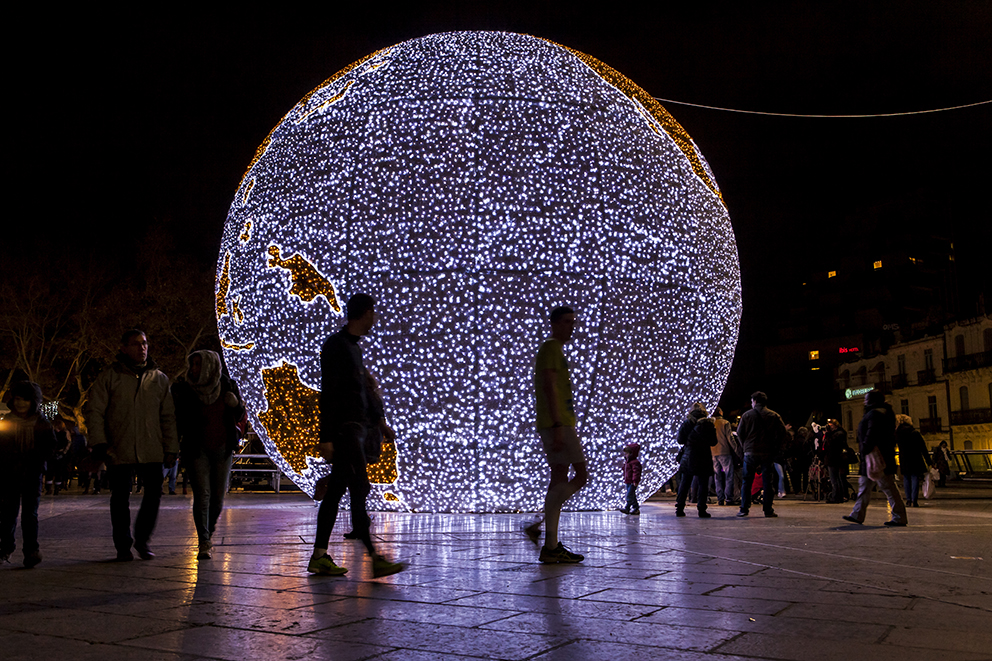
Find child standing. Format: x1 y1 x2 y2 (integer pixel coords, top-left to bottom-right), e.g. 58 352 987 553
1 381 56 568
621 443 642 515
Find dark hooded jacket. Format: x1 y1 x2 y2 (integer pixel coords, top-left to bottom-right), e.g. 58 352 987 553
856 401 897 476
895 422 930 476
736 403 787 457
679 410 717 476
1 381 57 473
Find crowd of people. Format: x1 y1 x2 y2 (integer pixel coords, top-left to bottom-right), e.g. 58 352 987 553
0 298 960 572
665 389 954 527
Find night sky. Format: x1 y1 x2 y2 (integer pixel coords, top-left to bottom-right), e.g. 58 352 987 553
10 3 991 408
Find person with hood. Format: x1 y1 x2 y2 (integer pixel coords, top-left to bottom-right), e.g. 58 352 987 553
1 381 56 567
86 330 179 561
932 440 951 487
843 390 907 526
736 391 788 518
675 404 717 518
620 442 642 515
895 414 930 508
172 350 245 560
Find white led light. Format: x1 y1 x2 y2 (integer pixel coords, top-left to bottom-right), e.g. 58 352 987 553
216 32 741 512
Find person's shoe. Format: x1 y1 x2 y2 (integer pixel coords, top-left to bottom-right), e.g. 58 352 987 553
0 551 11 564
736 510 749 517
115 550 134 562
313 475 330 501
539 542 584 564
342 530 361 540
372 555 405 578
134 544 155 560
698 511 712 518
630 509 640 516
197 541 212 560
523 519 543 546
718 500 725 506
169 490 177 495
883 520 908 527
842 515 862 525
764 511 778 518
620 507 629 515
307 553 347 576
777 492 786 499
675 509 686 518
23 550 42 568
911 502 919 507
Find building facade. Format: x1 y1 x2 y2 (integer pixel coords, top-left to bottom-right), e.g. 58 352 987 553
836 314 992 452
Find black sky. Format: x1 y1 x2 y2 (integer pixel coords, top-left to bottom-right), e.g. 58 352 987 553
10 3 992 404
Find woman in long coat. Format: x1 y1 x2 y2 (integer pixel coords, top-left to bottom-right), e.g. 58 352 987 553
895 414 930 507
675 407 717 518
172 351 245 560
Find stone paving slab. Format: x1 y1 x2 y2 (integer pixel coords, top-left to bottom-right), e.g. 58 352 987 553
1 484 990 659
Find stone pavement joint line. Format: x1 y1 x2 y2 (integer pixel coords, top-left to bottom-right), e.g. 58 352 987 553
1 485 990 660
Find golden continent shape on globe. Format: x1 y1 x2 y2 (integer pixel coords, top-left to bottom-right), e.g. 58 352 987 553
257 361 397 484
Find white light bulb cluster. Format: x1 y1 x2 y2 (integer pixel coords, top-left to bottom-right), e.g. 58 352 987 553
216 31 741 512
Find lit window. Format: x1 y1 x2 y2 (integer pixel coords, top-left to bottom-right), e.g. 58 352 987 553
828 270 837 278
873 260 882 269
908 257 918 265
809 350 820 360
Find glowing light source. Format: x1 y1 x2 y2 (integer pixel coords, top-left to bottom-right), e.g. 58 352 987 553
216 32 741 512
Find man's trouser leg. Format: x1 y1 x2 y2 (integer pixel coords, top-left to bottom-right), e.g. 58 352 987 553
848 475 874 523
741 454 758 512
761 458 776 513
134 463 164 549
108 464 136 553
876 474 907 524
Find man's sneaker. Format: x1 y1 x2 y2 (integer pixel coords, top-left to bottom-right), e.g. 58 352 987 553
23 550 42 568
737 510 749 517
842 515 862 525
372 555 405 578
134 544 155 560
539 542 584 564
523 519 543 546
307 553 347 576
675 509 686 518
764 511 778 518
698 511 712 518
883 520 907 527
197 540 212 560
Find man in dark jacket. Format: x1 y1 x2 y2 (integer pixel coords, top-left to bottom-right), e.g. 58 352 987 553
843 390 907 526
823 419 850 503
675 406 717 518
308 293 404 578
735 391 787 518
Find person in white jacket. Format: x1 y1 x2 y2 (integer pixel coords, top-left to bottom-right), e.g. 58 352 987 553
86 330 178 561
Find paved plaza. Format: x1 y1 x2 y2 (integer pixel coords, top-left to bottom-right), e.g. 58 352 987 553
2 484 990 661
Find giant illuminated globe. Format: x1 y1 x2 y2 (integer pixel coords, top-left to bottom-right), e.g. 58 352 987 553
216 31 741 512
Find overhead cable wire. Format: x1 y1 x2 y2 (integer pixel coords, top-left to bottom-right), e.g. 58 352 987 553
652 97 992 118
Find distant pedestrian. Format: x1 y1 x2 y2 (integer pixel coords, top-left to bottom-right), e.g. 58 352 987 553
823 419 850 503
932 440 951 487
172 350 246 560
675 404 717 518
1 381 56 568
526 306 587 564
736 391 788 518
895 415 930 507
620 442 642 515
843 390 907 527
86 330 179 560
711 407 737 506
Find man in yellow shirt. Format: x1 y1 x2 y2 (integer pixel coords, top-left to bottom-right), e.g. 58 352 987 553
528 306 587 563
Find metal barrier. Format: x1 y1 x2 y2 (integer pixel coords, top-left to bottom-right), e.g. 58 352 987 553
230 453 285 493
950 450 992 479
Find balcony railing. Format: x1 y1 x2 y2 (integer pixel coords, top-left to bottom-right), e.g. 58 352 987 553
943 351 992 373
891 373 909 389
950 408 992 426
917 368 938 386
918 417 942 434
